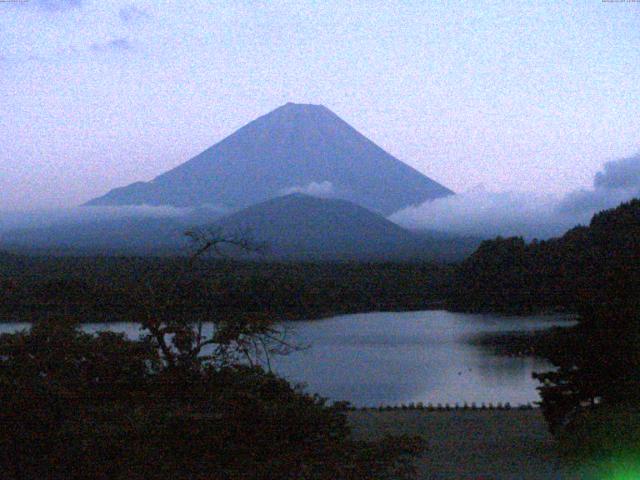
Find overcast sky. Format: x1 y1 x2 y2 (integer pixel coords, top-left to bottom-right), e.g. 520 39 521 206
1 0 639 211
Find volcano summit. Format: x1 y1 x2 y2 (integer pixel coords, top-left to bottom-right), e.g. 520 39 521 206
86 103 452 215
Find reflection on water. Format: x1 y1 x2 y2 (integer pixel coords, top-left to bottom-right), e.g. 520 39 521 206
0 310 575 407
271 310 574 407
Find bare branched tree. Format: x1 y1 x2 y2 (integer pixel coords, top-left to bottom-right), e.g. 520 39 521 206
133 228 296 370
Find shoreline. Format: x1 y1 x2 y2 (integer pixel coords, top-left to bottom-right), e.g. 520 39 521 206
469 325 577 358
347 409 573 479
0 302 576 324
0 303 447 324
340 402 537 412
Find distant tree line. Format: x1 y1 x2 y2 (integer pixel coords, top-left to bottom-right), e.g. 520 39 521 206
449 199 640 314
0 257 452 324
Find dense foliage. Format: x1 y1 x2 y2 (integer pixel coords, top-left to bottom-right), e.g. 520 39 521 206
451 199 640 314
0 256 451 324
453 199 640 447
0 319 424 479
553 404 640 476
0 234 425 479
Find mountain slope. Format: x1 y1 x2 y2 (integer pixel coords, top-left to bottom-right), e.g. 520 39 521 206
210 194 469 261
86 103 452 215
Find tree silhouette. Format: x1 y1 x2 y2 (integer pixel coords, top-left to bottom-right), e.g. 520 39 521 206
0 232 424 479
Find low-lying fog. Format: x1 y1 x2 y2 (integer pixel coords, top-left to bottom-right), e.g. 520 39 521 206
390 153 640 239
0 204 226 234
1 153 639 242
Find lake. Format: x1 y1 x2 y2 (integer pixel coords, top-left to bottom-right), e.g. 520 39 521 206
0 310 574 407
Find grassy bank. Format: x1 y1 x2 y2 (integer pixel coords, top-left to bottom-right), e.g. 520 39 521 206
347 409 570 479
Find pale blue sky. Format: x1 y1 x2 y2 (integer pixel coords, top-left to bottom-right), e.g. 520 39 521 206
1 0 639 210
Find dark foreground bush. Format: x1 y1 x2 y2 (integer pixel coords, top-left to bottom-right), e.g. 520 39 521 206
555 404 640 478
0 319 424 479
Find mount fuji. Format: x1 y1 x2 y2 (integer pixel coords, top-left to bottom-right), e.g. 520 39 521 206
86 103 452 215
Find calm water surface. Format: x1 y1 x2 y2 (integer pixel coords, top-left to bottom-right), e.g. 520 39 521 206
0 310 574 407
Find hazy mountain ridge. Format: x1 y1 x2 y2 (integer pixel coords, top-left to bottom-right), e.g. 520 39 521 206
211 193 423 261
209 194 478 262
1 194 479 262
86 103 452 215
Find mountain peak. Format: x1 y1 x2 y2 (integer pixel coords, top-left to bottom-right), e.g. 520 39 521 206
281 102 327 109
86 105 452 214
270 102 333 118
